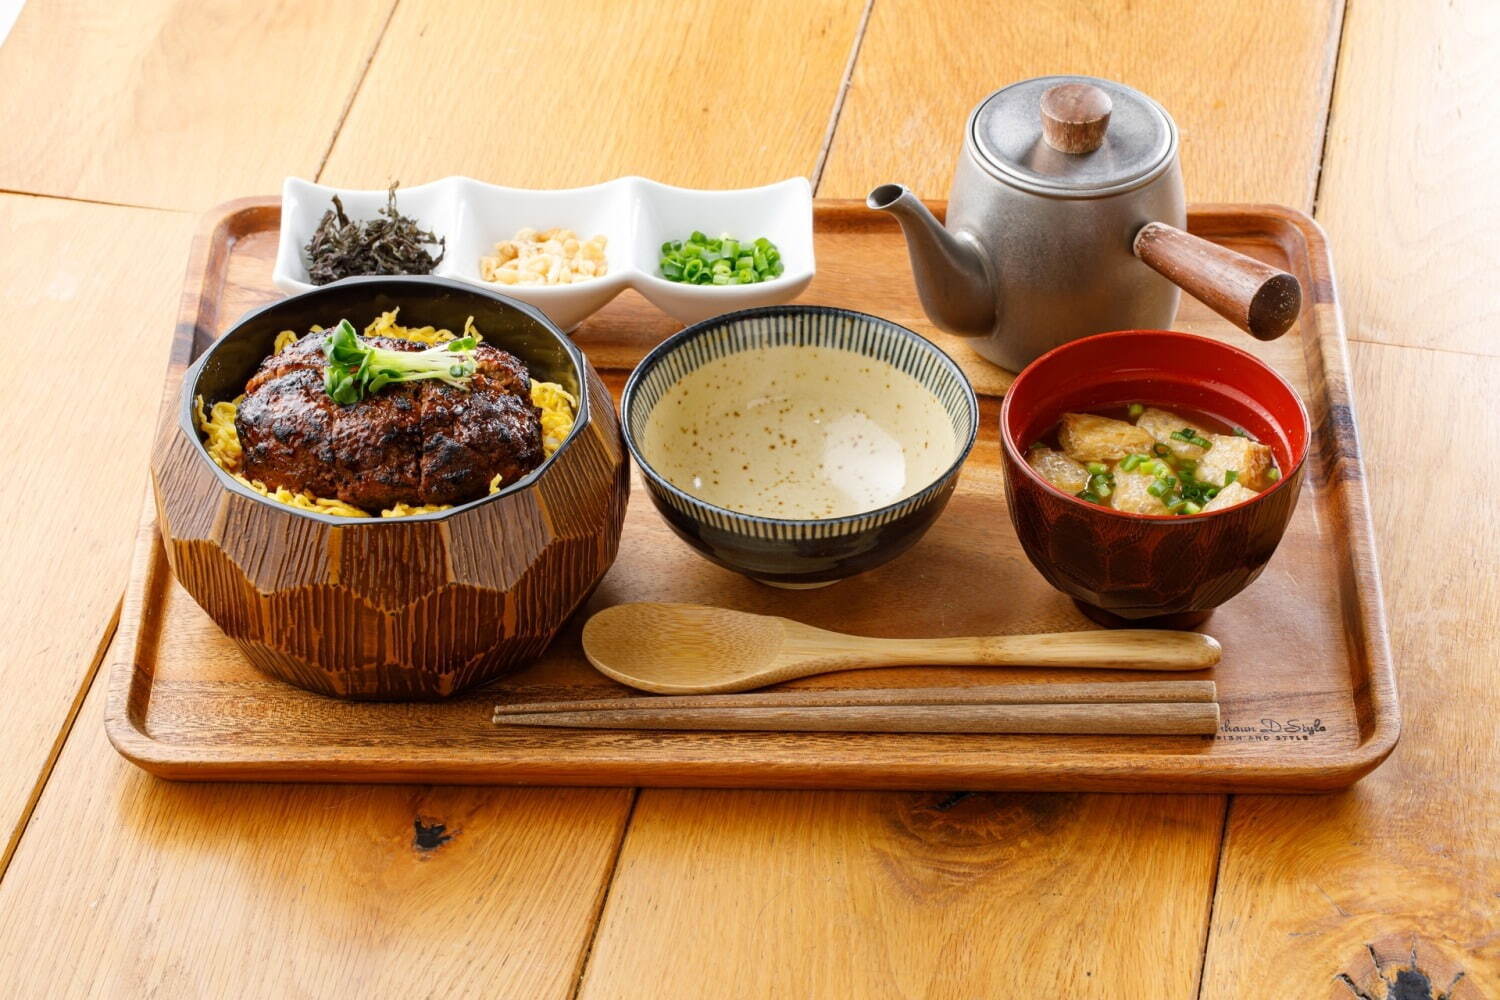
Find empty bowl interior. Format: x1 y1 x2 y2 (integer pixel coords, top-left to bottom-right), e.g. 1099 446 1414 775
1002 330 1310 476
626 308 976 521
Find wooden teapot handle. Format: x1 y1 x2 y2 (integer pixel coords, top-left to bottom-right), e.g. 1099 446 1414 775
1133 222 1302 341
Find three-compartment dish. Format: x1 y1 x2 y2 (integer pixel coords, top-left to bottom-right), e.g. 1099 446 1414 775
274 176 815 330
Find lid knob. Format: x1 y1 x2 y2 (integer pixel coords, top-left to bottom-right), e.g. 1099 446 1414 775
1040 83 1112 154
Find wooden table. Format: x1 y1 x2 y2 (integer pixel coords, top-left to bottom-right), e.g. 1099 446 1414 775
0 1 1494 996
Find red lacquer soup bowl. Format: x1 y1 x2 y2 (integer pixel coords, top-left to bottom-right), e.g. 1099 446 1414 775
999 330 1310 627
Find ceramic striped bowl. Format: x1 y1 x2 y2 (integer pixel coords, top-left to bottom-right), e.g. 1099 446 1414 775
622 306 978 587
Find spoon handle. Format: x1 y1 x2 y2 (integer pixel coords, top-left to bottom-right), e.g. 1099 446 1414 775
858 630 1221 672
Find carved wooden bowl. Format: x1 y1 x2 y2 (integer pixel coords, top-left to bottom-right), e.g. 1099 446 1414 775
150 276 629 699
1000 330 1309 628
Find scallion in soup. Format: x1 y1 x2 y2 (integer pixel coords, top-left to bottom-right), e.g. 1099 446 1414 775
1026 405 1280 516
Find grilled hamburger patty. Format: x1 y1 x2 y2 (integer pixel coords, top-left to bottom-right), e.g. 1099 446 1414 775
236 332 543 510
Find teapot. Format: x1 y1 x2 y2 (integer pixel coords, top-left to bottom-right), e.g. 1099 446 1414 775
869 75 1301 372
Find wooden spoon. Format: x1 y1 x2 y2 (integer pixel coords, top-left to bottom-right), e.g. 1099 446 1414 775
581 603 1222 694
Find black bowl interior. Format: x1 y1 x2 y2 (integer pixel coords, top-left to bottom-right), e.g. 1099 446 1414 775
192 276 583 410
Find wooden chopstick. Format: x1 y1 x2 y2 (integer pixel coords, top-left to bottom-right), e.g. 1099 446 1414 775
493 680 1216 717
493 699 1220 736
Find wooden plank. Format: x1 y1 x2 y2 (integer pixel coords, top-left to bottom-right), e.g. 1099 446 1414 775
1201 3 1500 986
578 790 1223 998
0 0 396 210
0 195 194 866
0 676 634 998
1315 0 1500 356
1200 342 1500 997
319 0 867 189
817 0 1344 205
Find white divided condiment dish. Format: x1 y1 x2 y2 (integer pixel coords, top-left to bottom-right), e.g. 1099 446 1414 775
274 176 815 332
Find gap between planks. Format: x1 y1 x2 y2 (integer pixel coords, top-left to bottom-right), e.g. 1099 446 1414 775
0 187 192 215
811 0 877 195
1309 0 1354 216
1193 798 1237 999
0 599 122 878
568 790 641 1000
313 0 402 183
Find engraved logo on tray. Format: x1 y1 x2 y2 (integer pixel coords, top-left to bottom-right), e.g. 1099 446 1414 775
1217 718 1328 742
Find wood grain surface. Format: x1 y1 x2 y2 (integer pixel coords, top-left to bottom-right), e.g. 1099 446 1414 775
320 0 868 190
579 790 1223 999
0 0 1493 996
816 0 1344 204
0 0 397 211
1200 344 1500 997
1314 0 1500 356
1196 2 1500 989
0 195 193 868
0 676 635 998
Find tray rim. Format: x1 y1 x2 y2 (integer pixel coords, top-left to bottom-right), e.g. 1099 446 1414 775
104 197 1400 793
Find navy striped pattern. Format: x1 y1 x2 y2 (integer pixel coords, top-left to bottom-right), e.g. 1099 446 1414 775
622 306 979 540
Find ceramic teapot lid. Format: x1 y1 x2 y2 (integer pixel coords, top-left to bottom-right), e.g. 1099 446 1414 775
968 75 1177 197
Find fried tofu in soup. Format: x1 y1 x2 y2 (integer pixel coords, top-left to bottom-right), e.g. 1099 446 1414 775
1058 412 1156 463
1135 407 1208 460
1026 446 1089 494
1202 479 1259 512
1111 467 1172 515
1196 434 1274 489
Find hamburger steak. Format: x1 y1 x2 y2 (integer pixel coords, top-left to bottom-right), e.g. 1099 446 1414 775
236 332 544 510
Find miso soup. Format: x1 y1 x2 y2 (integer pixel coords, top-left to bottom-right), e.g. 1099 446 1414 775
1026 403 1281 516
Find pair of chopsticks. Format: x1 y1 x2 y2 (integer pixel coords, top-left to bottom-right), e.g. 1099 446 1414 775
492 681 1219 735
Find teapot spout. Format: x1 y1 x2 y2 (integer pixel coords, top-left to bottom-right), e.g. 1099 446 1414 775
867 184 994 338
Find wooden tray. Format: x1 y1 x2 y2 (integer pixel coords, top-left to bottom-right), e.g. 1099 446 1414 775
105 199 1398 792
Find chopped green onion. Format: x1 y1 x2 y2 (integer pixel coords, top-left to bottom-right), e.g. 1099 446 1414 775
1086 461 1109 476
1180 501 1202 515
1224 470 1239 486
659 232 783 284
1147 478 1172 498
1120 453 1145 473
1171 427 1213 449
1267 468 1282 482
1153 443 1171 458
1076 490 1103 505
1128 403 1145 419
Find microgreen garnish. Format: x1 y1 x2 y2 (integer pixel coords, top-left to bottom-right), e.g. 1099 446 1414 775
321 319 477 404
